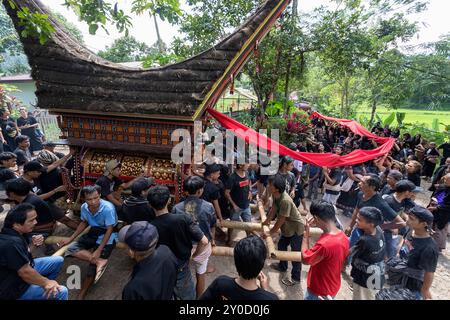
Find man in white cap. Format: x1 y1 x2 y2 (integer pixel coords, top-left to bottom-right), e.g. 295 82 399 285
120 221 178 300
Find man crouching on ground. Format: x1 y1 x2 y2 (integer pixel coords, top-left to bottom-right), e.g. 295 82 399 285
57 185 118 299
0 203 68 300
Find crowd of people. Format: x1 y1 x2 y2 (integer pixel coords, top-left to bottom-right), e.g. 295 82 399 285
0 109 449 301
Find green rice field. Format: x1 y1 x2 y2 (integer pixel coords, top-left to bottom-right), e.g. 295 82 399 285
356 107 450 130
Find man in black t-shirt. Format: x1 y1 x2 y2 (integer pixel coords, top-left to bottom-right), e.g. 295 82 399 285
0 203 68 300
323 167 343 205
382 180 418 258
0 152 18 203
200 235 278 300
350 207 386 300
202 164 224 223
120 221 178 300
5 179 64 234
148 185 208 300
122 177 155 225
346 174 405 256
95 159 142 219
438 143 450 166
225 163 252 222
225 163 253 243
13 135 32 167
276 156 296 198
0 108 18 152
401 206 439 300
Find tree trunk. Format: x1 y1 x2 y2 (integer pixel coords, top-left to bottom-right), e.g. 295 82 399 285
292 0 298 17
369 97 378 127
284 57 292 114
283 0 298 115
341 76 350 118
152 13 164 53
345 80 349 118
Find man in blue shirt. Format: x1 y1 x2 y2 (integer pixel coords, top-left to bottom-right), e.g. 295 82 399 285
58 184 117 300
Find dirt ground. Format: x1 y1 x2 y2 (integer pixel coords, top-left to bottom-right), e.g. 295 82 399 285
1 181 449 300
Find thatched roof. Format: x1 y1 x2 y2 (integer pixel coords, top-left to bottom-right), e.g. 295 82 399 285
3 0 291 121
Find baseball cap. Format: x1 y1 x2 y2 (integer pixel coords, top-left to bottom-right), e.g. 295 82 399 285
408 206 434 224
288 143 298 151
119 221 159 252
395 180 422 193
104 159 121 175
23 161 46 173
131 177 155 196
387 170 403 181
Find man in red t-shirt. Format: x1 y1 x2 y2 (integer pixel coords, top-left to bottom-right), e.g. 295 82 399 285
301 200 349 300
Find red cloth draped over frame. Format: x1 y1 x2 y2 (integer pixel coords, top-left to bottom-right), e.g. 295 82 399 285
206 108 395 168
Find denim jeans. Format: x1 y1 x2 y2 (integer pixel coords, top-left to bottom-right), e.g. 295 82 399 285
231 207 252 223
19 256 68 300
278 234 302 281
412 291 423 300
384 231 398 259
174 261 196 300
307 179 319 200
304 288 335 300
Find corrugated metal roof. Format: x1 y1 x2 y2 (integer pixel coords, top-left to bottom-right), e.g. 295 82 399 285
0 74 33 82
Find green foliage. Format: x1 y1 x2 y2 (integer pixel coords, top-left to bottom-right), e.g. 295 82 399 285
396 112 406 126
265 100 296 117
403 34 450 110
383 112 396 127
0 83 25 110
265 100 284 117
15 7 55 45
431 118 440 132
131 0 182 24
63 0 131 35
62 0 181 36
98 35 154 63
405 122 448 145
142 51 180 67
1 3 83 75
51 11 84 44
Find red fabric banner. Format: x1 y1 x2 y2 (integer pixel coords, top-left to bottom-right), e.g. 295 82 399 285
206 108 395 168
309 112 390 145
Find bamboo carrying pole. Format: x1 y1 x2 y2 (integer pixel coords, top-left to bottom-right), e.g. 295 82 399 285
210 246 303 262
46 204 322 261
47 227 90 257
220 220 263 232
257 199 276 258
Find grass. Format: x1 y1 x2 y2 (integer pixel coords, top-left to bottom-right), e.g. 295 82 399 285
356 107 450 130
